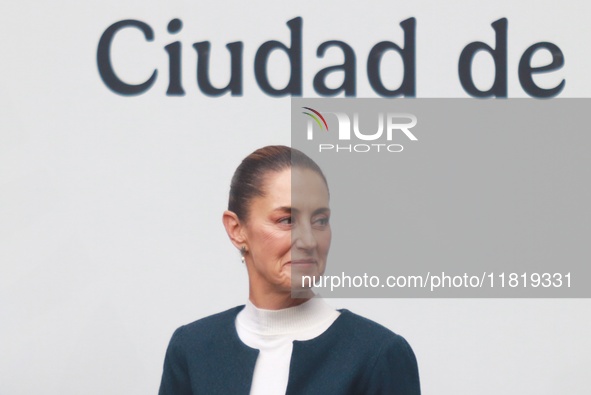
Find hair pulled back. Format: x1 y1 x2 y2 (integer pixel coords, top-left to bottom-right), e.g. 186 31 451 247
228 145 327 222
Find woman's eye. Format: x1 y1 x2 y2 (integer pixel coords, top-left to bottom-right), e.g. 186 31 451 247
314 217 330 226
278 217 292 225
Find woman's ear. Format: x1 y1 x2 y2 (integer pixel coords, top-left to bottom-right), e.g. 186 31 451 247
222 210 247 250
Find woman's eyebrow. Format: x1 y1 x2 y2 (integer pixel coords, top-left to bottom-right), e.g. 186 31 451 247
273 207 330 215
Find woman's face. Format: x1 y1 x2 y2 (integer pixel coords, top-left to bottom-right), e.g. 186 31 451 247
242 167 331 296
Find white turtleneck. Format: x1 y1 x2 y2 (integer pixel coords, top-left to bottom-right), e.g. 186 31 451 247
235 297 340 395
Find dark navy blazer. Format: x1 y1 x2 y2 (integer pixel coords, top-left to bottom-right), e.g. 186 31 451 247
158 306 421 395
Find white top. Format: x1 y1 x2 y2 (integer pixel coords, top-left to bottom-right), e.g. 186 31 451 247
235 297 341 395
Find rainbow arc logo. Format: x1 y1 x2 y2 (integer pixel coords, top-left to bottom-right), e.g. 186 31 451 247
301 107 329 131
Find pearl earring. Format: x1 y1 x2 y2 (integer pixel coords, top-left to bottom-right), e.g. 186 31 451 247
240 246 247 264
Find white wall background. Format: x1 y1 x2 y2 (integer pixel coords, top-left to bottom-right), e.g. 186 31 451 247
1 1 590 394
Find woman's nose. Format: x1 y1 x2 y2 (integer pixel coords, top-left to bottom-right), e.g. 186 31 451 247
293 224 317 250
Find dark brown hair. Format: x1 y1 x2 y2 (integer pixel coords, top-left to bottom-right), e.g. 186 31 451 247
228 145 327 222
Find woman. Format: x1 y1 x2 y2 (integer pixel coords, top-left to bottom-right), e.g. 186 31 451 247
158 145 421 395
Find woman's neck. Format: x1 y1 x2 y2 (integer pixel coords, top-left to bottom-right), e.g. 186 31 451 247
248 288 315 310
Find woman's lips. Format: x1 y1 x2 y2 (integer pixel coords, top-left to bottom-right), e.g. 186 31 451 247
288 259 317 265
